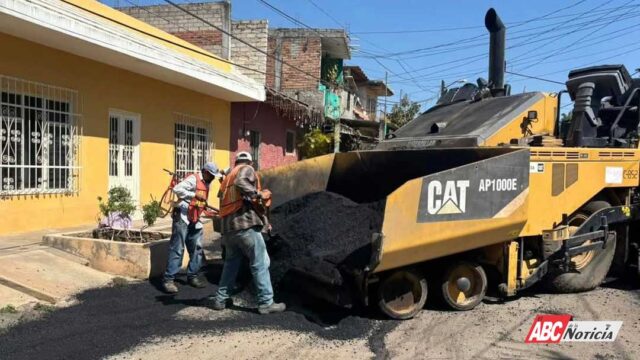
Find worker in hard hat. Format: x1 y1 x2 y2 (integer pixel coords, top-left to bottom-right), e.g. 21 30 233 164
162 162 221 294
208 151 285 314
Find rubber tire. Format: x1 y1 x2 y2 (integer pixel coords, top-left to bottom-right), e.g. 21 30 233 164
159 188 176 218
377 269 428 320
440 261 487 311
545 201 616 293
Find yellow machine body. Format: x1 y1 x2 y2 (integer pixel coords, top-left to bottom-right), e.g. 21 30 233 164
261 91 640 298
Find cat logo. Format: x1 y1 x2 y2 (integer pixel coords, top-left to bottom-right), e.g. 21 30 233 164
427 180 470 215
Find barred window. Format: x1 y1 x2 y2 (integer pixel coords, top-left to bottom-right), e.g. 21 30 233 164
174 113 213 179
285 130 295 154
0 76 81 195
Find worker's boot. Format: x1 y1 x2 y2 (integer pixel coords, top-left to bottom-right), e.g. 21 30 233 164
162 280 179 294
203 296 233 310
257 302 286 315
188 276 207 289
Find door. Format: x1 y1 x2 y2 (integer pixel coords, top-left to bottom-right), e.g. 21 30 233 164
108 110 140 206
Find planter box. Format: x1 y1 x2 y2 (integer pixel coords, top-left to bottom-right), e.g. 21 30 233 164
43 231 187 279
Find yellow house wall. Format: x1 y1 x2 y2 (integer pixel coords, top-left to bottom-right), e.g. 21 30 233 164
0 33 231 235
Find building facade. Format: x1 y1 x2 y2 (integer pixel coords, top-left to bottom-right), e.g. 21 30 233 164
342 66 393 122
0 0 262 234
121 2 349 169
119 2 267 89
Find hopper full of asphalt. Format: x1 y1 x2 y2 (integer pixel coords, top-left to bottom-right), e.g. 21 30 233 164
267 191 384 288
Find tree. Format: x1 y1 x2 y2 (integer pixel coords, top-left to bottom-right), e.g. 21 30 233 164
386 94 421 129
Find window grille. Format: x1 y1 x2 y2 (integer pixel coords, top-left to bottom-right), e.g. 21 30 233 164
0 76 81 195
174 113 213 179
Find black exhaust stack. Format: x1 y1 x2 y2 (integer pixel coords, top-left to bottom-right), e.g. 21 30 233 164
485 8 506 96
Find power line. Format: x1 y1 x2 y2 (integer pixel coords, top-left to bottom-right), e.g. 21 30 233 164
505 71 565 85
305 0 345 29
356 0 590 59
396 31 640 88
360 4 610 38
507 0 613 63
257 0 315 30
354 25 483 35
360 7 640 85
394 24 640 98
392 18 640 86
358 6 640 63
352 0 597 35
400 35 640 98
509 43 640 84
518 0 637 72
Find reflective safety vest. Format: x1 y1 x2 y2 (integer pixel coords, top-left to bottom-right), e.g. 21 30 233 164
187 173 210 223
219 165 261 218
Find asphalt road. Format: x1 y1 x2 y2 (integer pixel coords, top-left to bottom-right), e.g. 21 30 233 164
0 270 638 360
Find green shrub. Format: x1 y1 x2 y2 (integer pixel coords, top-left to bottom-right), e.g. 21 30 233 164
142 199 162 228
299 128 332 159
97 186 136 220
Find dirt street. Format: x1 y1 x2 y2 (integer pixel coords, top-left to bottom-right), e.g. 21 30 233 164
0 273 638 360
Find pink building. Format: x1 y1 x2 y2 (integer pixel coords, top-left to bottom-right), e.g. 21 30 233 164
230 90 322 170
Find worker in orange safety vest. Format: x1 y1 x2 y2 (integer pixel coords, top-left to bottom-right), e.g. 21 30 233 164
206 152 285 314
162 162 221 294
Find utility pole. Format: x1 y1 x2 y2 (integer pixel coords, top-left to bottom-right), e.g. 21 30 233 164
380 71 388 141
333 117 340 153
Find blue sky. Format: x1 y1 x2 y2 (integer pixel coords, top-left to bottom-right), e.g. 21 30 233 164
108 1 640 110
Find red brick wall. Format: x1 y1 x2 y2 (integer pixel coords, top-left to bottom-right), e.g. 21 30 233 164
266 36 322 90
172 30 223 47
230 102 299 170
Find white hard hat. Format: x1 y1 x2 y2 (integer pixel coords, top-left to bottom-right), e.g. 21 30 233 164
235 151 253 163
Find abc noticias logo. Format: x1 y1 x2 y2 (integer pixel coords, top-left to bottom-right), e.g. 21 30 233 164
525 315 623 343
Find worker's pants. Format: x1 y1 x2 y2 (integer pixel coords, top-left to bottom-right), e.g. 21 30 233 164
163 217 203 282
215 226 274 306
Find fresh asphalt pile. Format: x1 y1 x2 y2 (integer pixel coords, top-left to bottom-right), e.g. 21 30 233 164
267 191 385 287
